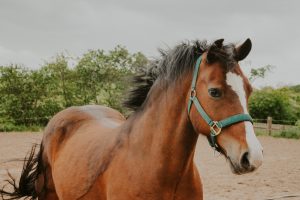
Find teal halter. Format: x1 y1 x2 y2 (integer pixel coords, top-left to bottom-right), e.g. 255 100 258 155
187 55 253 151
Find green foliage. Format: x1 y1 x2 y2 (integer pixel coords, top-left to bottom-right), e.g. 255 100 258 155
0 122 42 132
249 65 274 82
73 46 147 112
254 125 300 139
0 65 53 125
286 86 300 119
289 84 300 93
273 128 300 139
249 88 297 124
40 54 76 108
253 129 266 136
0 46 148 130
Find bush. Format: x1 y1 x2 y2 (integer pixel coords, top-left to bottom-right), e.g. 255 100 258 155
249 88 297 124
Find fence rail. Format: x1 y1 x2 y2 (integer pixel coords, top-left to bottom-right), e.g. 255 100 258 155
253 117 299 136
254 122 295 134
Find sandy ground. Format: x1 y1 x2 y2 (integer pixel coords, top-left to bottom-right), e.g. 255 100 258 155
0 132 300 200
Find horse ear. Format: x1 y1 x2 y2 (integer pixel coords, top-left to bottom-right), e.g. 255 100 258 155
213 38 224 48
235 38 252 61
207 39 224 63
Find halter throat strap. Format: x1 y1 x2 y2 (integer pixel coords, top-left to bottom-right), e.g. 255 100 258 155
187 56 253 151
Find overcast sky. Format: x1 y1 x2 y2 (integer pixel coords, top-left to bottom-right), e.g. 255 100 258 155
0 0 299 87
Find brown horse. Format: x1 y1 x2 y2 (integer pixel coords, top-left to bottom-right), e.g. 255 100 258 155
1 38 263 200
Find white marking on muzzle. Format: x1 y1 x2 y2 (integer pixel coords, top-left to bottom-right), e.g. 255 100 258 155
226 72 263 168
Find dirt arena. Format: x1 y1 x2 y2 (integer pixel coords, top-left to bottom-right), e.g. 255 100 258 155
0 132 299 200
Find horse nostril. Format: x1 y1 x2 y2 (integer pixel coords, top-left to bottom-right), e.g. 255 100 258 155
241 152 250 169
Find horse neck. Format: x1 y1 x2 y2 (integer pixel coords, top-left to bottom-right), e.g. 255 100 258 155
126 75 198 174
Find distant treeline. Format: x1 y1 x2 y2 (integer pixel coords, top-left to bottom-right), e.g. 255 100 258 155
0 46 300 131
249 86 300 125
0 46 147 130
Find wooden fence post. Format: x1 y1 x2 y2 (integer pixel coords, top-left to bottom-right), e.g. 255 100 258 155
267 117 272 136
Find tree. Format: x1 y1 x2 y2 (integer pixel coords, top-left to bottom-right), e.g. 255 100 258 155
249 88 297 124
41 54 77 107
249 65 274 82
0 65 54 125
0 46 148 129
289 84 300 93
285 85 300 119
74 46 148 111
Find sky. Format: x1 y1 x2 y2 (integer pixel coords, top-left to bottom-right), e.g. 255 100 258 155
0 0 299 88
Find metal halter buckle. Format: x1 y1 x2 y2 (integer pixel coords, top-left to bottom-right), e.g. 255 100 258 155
190 89 196 98
210 121 222 136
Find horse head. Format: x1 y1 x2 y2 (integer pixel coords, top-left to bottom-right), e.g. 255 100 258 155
188 39 263 174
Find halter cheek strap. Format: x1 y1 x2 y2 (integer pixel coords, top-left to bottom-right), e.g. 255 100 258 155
187 56 253 152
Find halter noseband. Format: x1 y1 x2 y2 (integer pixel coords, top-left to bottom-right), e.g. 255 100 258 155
187 55 253 152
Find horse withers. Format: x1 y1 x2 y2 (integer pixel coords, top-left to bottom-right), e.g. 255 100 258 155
1 38 263 200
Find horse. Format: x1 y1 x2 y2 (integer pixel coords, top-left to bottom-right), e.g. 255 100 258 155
0 38 263 200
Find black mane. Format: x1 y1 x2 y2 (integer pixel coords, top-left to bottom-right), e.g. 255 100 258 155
123 39 236 112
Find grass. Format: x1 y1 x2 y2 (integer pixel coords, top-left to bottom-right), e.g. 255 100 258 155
273 128 300 139
254 129 268 136
0 123 43 132
254 127 300 139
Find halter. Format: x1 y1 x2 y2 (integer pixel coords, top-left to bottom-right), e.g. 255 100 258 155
187 55 253 152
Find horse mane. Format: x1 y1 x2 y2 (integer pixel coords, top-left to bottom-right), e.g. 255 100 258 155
123 39 236 112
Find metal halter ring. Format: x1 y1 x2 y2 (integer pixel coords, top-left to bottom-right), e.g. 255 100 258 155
190 89 196 98
210 121 222 136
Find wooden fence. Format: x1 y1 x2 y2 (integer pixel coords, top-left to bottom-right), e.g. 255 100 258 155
253 117 296 135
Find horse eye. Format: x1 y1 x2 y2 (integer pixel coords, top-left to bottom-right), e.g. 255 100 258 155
208 88 222 98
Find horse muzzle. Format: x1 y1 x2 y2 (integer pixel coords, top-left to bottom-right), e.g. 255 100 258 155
228 150 263 175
